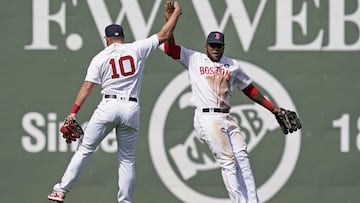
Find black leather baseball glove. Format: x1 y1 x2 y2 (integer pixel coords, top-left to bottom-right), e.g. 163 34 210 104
275 108 302 134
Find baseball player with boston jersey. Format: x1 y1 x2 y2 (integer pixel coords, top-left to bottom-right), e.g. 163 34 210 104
47 1 182 203
162 9 301 203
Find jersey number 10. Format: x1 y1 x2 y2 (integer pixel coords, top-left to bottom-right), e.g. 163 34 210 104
109 55 136 78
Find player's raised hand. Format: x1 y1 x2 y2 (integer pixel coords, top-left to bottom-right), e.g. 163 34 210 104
165 1 181 21
172 1 182 16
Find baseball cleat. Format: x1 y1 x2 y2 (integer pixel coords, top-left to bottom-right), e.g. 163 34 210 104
48 191 65 202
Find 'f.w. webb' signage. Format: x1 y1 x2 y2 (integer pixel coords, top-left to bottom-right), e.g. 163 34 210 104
25 0 360 51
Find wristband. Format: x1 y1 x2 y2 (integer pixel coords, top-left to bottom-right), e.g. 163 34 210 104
70 104 80 114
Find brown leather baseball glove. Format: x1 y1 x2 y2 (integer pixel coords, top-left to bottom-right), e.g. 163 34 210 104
60 116 84 144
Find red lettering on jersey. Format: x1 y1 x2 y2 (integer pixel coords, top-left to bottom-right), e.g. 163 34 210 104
204 66 209 74
109 55 136 78
119 55 135 76
200 66 204 74
225 70 230 78
199 66 230 79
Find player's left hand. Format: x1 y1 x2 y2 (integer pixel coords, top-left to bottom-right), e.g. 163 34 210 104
60 115 84 144
274 108 302 134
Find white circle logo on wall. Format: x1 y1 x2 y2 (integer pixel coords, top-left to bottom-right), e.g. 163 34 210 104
148 60 301 203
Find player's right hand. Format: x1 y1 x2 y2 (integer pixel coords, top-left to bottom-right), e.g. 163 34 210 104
165 1 181 21
173 1 182 15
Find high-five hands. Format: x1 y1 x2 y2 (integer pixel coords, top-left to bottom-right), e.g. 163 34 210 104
165 1 182 21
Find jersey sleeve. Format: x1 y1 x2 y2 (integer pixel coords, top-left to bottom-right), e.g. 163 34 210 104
177 46 195 69
84 56 101 84
233 61 253 90
133 34 159 59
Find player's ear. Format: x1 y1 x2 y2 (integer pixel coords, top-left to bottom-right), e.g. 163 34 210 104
105 38 110 46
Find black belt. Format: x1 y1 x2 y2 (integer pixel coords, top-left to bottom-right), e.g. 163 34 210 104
202 108 230 113
104 95 137 102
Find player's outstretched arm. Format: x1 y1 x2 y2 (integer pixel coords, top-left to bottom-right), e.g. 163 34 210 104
157 1 182 44
242 83 302 134
242 83 279 113
159 1 182 59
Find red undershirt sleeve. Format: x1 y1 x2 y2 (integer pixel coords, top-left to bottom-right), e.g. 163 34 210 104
164 42 181 59
243 84 275 112
242 84 259 97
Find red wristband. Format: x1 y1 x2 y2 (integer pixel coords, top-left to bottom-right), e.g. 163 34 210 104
263 99 275 111
70 104 80 114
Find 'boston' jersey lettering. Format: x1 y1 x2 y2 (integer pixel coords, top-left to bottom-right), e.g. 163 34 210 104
199 66 230 78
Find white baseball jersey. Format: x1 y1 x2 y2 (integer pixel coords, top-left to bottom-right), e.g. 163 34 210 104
162 42 259 203
171 46 252 109
85 34 159 99
51 34 161 203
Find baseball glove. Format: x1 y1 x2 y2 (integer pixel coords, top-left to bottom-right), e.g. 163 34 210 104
275 108 302 134
60 116 84 144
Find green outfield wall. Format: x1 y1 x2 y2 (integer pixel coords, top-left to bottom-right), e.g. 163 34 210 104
1 0 360 202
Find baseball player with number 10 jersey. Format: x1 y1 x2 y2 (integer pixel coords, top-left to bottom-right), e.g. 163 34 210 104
47 2 182 203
